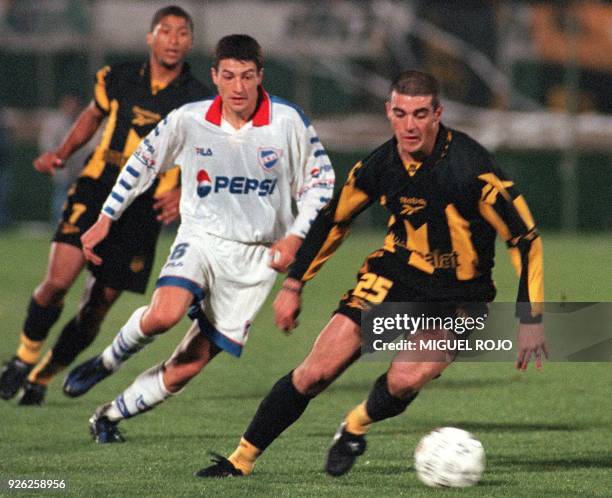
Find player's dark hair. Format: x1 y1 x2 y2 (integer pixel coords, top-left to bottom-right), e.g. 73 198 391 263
390 70 440 109
150 5 194 33
213 34 263 71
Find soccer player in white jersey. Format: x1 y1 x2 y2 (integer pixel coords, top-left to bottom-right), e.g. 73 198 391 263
63 34 335 443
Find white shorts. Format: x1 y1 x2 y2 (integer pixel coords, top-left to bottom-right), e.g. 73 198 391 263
156 225 277 356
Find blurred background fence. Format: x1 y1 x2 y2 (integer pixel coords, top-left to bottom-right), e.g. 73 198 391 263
0 0 610 231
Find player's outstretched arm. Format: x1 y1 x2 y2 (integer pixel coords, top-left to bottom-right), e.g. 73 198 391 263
476 165 546 370
273 278 303 333
33 101 104 175
100 107 184 228
81 214 113 265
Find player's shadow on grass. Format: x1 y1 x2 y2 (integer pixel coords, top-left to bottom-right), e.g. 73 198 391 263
133 432 256 445
199 391 273 401
326 377 513 395
490 454 612 470
307 421 596 438
435 421 592 433
353 465 510 485
425 377 523 390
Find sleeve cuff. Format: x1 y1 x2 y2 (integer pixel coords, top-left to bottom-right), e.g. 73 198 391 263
516 302 543 324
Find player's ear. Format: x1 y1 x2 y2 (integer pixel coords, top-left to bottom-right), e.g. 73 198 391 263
433 104 443 123
186 30 194 50
385 100 393 120
210 66 219 86
146 31 154 49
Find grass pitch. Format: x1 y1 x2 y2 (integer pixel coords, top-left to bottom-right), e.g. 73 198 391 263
0 229 611 497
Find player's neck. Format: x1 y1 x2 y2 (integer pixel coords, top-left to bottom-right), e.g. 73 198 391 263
397 138 436 164
398 149 428 164
221 103 257 130
149 58 184 85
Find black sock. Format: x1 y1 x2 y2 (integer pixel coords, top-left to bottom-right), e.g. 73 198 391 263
243 371 313 451
365 373 419 422
51 317 98 366
23 297 63 341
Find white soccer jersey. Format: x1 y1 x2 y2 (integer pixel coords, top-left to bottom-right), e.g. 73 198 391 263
102 90 335 243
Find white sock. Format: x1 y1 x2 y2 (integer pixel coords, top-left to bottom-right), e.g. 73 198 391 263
101 306 154 371
105 364 171 421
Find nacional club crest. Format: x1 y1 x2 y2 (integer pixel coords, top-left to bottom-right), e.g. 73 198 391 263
258 147 282 171
196 169 212 197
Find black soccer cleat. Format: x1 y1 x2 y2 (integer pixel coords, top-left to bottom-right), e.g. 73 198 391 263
18 381 47 406
89 403 124 444
63 356 112 397
325 422 367 477
0 357 34 400
195 453 244 478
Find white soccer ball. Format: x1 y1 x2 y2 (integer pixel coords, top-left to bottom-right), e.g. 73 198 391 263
414 427 485 488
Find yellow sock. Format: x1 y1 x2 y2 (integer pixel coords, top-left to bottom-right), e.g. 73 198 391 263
228 437 261 475
16 333 43 365
345 401 373 435
28 351 65 386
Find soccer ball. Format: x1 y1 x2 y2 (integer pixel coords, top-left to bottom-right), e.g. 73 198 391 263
414 427 485 487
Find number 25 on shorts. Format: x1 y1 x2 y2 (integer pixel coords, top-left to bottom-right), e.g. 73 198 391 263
352 272 393 303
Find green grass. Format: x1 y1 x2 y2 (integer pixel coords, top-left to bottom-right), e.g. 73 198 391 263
0 229 611 497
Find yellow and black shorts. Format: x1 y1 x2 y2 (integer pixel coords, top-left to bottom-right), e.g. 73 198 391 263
336 249 495 326
52 176 161 293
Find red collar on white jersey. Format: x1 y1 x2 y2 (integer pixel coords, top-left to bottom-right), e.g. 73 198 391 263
205 87 271 127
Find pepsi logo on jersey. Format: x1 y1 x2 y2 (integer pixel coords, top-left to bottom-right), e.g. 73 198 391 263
196 169 277 198
197 169 213 197
310 164 333 179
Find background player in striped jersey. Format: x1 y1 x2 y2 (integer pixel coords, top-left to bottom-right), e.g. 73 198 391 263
64 34 335 443
0 5 208 406
197 70 547 478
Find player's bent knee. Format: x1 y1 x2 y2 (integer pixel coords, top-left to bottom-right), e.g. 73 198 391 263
143 306 184 333
293 364 335 396
44 275 73 294
86 289 120 311
35 279 70 304
387 366 436 396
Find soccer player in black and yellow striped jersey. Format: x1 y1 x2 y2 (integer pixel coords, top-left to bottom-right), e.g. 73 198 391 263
197 70 547 478
0 5 209 406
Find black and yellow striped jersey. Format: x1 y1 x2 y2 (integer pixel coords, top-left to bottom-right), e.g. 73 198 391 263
289 124 544 322
82 61 209 195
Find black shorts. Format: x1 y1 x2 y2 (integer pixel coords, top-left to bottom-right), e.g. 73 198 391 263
52 176 161 293
336 249 495 326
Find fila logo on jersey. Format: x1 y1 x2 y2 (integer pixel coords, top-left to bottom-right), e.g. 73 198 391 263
196 169 277 198
195 147 213 157
258 147 282 171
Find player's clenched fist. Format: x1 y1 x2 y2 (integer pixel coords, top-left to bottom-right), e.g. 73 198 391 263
273 278 303 333
269 234 303 273
33 151 65 175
